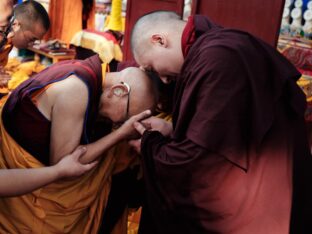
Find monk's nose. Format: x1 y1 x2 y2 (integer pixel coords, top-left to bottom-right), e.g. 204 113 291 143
7 30 14 39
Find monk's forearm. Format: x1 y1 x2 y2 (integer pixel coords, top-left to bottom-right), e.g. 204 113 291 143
79 129 125 164
0 166 60 197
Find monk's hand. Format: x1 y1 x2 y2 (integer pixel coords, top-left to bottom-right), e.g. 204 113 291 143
140 116 173 137
117 110 152 139
133 121 147 135
55 146 98 178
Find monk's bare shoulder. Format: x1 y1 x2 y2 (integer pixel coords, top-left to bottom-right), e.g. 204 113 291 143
44 75 89 117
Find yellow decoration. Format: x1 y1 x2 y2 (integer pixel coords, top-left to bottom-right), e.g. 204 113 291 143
71 30 123 63
106 0 123 32
297 75 312 102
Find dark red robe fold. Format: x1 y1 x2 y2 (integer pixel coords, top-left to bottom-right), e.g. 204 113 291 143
139 15 312 234
2 55 103 165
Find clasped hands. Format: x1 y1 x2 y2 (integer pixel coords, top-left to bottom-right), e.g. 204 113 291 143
116 110 173 153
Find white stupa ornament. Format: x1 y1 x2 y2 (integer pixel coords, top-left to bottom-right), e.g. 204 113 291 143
291 7 302 28
307 1 312 10
290 7 303 36
303 9 312 36
282 7 291 27
284 0 293 8
294 0 303 8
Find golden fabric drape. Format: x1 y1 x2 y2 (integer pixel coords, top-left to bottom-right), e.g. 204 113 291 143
47 0 95 44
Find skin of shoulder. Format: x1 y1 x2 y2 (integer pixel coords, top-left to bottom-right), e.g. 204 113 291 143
36 74 89 165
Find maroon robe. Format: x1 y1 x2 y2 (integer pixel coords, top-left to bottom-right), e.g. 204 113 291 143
2 55 103 165
139 16 312 234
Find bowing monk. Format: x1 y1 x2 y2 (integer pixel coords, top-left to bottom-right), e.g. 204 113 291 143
0 54 157 233
130 11 312 234
0 0 96 196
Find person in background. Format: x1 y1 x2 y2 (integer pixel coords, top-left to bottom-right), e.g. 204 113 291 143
130 11 312 234
1 0 50 67
0 0 50 90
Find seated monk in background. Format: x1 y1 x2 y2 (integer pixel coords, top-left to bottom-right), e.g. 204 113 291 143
0 54 157 233
1 0 50 90
1 0 50 67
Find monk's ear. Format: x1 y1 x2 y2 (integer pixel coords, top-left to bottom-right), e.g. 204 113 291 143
151 34 167 48
110 84 129 97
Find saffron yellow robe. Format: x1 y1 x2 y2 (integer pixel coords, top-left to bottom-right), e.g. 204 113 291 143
0 95 120 233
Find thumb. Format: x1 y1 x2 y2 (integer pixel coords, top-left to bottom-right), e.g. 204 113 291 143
133 110 152 122
133 121 147 135
72 146 87 160
83 160 98 171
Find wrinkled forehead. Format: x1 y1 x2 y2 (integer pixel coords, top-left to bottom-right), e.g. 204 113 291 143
0 1 13 28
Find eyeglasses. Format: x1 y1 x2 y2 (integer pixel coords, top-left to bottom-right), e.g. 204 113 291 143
121 81 131 121
0 14 15 50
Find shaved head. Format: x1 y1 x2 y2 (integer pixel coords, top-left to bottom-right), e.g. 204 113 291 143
131 11 182 58
130 11 186 84
119 67 158 115
100 67 159 123
14 0 50 31
11 0 50 49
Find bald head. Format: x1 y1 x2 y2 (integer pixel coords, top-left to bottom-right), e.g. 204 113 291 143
101 67 158 123
119 67 158 115
130 11 186 84
14 0 50 31
131 11 182 57
11 1 50 49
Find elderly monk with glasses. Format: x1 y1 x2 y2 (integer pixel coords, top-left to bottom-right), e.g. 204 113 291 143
0 53 158 233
